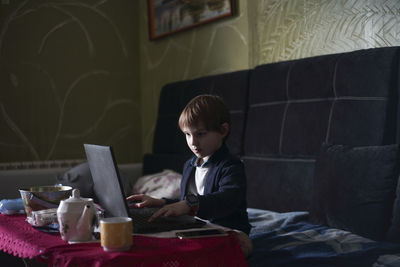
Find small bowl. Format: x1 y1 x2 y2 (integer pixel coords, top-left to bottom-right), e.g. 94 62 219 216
19 185 73 217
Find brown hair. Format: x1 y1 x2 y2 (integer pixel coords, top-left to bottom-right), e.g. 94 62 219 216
178 94 231 135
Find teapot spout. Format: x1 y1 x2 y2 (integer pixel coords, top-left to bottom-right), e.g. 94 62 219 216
76 205 93 238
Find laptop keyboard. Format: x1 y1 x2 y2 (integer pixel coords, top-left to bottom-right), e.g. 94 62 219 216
129 207 160 231
129 207 205 234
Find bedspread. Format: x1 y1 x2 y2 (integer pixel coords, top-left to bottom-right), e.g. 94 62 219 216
247 209 400 267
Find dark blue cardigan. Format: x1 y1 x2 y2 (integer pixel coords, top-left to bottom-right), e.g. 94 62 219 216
179 144 251 234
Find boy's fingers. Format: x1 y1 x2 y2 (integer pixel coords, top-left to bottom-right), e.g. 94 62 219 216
163 210 171 217
149 208 164 222
126 194 141 201
128 202 141 208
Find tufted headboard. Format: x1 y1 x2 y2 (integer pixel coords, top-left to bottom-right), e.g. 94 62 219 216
244 47 400 212
147 47 400 213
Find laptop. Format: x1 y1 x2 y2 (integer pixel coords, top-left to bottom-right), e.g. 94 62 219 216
83 144 206 234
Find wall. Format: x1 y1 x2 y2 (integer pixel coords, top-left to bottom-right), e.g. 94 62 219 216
0 0 141 164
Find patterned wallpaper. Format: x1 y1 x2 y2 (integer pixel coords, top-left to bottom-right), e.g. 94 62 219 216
0 0 141 164
249 0 400 66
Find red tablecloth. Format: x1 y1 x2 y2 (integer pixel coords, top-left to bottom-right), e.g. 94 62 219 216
0 215 248 267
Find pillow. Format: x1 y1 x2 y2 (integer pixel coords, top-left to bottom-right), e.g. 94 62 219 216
132 169 182 199
310 143 400 241
56 162 133 201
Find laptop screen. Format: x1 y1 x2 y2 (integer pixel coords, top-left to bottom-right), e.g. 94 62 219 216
84 144 130 218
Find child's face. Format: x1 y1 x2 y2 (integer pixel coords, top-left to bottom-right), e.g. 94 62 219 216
181 123 228 163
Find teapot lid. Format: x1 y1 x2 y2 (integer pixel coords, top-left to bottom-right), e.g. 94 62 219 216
64 189 88 203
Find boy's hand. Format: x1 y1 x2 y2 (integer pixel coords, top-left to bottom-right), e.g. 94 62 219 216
148 200 191 222
126 194 165 208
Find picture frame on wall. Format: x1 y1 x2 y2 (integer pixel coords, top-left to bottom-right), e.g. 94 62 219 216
148 0 235 40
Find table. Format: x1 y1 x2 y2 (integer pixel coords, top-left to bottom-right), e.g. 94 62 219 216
0 214 247 266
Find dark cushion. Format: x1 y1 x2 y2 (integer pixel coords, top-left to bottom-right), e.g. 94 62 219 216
142 153 187 175
310 143 400 241
56 162 133 201
244 157 315 212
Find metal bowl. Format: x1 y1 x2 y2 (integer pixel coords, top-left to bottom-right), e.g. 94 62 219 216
19 185 73 217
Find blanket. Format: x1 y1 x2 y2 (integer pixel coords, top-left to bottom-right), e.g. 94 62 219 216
247 209 400 267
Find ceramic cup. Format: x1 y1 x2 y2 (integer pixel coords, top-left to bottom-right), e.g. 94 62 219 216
100 217 133 252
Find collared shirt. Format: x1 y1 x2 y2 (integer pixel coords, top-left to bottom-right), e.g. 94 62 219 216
188 157 210 195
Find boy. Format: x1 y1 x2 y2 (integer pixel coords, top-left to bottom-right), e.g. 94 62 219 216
127 94 251 236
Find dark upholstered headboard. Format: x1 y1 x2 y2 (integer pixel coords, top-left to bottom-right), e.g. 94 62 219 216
145 47 400 213
244 47 400 212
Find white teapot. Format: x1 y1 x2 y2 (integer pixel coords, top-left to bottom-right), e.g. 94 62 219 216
57 189 96 242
